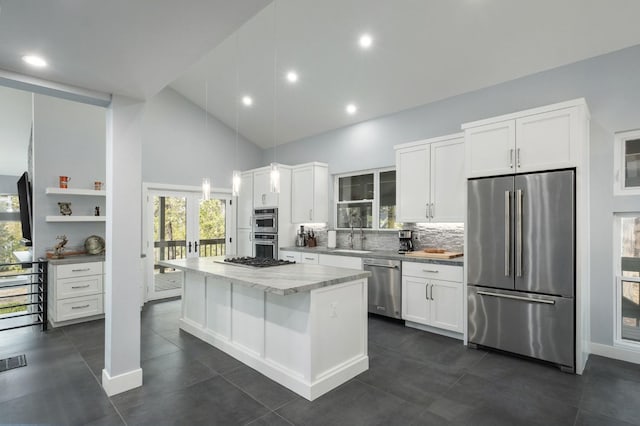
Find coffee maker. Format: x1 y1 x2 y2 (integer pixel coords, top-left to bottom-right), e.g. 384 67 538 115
398 230 414 254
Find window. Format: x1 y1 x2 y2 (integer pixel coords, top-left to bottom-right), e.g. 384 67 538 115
335 168 400 230
614 129 640 195
615 214 640 346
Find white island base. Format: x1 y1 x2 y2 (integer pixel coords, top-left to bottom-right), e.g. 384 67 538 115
179 271 368 401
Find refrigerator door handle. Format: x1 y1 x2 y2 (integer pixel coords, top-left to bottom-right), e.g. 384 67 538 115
504 190 510 277
477 290 555 305
516 189 523 277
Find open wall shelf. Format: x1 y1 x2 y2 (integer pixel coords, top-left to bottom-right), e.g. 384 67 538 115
45 216 106 222
45 187 106 196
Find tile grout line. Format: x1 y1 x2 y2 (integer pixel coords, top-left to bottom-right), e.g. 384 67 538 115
61 326 129 426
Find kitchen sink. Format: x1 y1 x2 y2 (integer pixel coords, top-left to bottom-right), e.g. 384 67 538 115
332 249 372 254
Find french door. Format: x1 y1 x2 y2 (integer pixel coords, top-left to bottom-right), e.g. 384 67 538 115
143 187 233 302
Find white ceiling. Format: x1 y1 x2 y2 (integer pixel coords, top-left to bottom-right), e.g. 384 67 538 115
0 0 271 100
2 1 640 150
171 0 640 148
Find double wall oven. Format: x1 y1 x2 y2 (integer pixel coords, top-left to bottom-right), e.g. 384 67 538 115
253 208 278 259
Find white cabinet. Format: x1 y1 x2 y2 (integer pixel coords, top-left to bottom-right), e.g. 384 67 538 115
318 254 362 270
237 171 254 229
237 229 253 257
291 163 328 223
280 250 300 262
48 260 104 326
253 168 279 208
395 134 464 223
401 261 463 334
463 100 587 178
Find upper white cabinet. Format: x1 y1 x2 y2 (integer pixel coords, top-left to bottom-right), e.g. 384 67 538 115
237 171 254 229
463 99 588 178
291 162 328 223
395 134 464 223
253 168 279 208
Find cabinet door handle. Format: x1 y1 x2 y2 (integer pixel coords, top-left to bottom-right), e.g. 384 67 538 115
509 149 514 169
304 257 315 261
430 284 434 301
425 203 429 219
431 203 435 219
425 284 429 300
517 148 521 168
309 209 313 221
422 269 439 273
71 284 90 289
71 304 90 310
72 268 90 272
262 194 266 205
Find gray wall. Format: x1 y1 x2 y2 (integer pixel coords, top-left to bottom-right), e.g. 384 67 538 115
32 94 106 258
266 44 640 347
0 174 18 194
142 87 263 186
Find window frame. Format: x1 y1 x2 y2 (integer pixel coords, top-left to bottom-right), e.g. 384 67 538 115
614 129 640 196
333 166 398 231
613 213 640 350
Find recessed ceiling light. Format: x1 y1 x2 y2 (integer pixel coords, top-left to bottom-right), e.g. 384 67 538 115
346 103 358 115
358 34 373 49
286 71 298 83
242 95 253 107
22 55 47 68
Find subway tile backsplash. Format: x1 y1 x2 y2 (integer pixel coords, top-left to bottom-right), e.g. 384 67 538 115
298 223 464 252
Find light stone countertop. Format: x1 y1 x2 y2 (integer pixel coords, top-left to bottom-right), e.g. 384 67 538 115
159 256 371 296
280 246 464 266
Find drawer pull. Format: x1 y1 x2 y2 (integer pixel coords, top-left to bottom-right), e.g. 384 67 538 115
71 284 90 289
71 304 90 310
304 257 315 261
422 269 439 273
71 268 91 272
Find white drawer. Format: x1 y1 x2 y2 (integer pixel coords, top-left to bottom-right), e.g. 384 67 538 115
300 253 319 264
318 254 362 270
56 275 103 300
402 261 462 282
56 294 104 321
56 261 103 279
280 251 301 262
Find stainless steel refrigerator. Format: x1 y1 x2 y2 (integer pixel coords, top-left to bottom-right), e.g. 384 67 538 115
467 169 575 372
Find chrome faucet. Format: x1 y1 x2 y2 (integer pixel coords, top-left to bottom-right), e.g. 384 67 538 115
350 215 365 250
349 224 354 249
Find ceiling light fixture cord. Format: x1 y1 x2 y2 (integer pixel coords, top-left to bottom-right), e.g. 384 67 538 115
270 0 280 193
232 31 241 196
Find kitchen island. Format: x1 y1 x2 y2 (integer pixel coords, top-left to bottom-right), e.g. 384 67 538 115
158 257 371 401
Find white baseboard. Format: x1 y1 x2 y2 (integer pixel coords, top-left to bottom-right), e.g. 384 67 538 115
102 367 143 396
590 342 640 365
404 321 463 340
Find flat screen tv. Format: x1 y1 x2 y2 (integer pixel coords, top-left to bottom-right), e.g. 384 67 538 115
16 171 33 246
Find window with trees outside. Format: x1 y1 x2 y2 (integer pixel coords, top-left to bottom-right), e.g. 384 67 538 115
617 215 640 345
0 194 29 316
335 168 400 230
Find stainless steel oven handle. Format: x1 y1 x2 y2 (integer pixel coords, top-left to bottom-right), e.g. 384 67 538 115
477 290 555 305
505 190 510 277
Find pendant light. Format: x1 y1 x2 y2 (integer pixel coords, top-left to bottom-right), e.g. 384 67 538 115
269 0 280 193
202 80 212 200
232 32 241 197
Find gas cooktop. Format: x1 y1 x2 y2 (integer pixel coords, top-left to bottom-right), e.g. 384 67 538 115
220 257 296 268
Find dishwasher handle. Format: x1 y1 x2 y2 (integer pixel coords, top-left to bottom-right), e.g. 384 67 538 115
364 263 399 269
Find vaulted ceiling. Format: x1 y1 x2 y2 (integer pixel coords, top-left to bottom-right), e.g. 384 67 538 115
2 1 640 150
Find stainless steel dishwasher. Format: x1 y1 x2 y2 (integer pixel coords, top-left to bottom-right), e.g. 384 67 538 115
363 258 402 319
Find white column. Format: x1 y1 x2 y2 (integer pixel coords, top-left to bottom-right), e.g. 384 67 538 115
102 95 144 396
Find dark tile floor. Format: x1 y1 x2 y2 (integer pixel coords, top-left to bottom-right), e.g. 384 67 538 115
1 299 639 425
